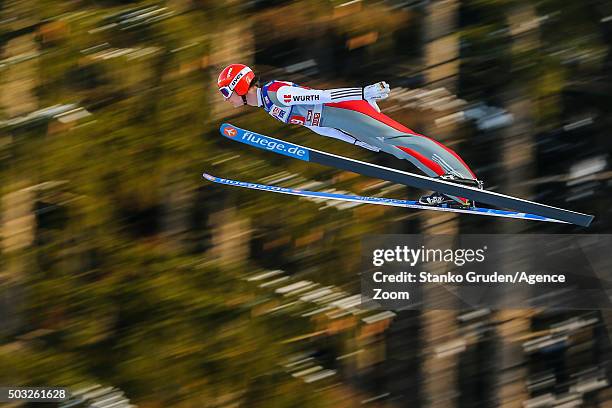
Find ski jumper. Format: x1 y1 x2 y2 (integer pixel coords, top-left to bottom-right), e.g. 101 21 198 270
257 80 477 183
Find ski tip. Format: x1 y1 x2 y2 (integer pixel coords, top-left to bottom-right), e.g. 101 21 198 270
202 173 215 182
220 122 237 130
219 123 240 139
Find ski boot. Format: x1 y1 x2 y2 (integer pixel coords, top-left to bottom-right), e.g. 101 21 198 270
418 191 465 207
418 174 484 208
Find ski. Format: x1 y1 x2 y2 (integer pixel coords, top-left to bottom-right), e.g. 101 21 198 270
203 173 567 224
219 123 594 227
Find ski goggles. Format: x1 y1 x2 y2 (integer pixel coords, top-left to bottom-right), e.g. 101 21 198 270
219 86 233 99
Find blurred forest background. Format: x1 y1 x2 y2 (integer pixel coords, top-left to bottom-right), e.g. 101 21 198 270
1 0 612 407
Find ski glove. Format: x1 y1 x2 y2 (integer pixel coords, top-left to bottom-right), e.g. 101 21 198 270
363 81 390 101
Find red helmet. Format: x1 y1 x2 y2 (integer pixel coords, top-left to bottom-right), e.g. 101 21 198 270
217 64 255 99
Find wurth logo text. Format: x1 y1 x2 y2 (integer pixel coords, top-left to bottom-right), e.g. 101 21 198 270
292 94 320 102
